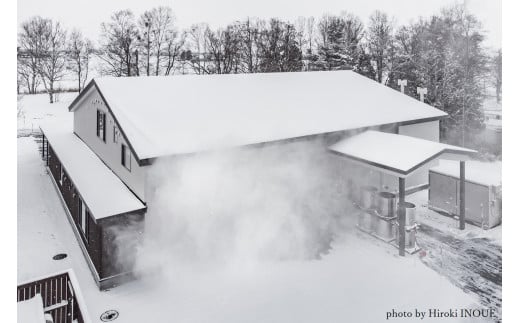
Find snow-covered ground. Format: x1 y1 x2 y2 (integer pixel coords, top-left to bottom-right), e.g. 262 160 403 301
18 93 498 322
409 189 502 245
408 190 502 320
17 93 75 137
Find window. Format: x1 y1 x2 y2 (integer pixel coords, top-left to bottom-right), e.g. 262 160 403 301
121 144 131 171
78 200 89 243
96 110 106 142
113 125 119 143
59 166 64 186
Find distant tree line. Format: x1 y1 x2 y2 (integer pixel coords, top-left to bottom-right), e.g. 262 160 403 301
17 5 501 145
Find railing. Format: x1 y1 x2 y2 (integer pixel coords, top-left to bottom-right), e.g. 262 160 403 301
17 269 91 323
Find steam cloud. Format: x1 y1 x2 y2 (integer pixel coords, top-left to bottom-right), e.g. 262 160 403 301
134 139 355 278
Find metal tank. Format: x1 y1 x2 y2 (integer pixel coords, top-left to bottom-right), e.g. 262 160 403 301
372 192 397 239
358 211 373 232
378 192 396 218
395 202 417 249
374 215 394 240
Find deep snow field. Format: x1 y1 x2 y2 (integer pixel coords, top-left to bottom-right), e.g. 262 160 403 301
17 93 500 323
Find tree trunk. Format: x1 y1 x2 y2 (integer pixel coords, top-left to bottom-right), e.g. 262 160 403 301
30 74 36 94
77 63 82 93
155 51 160 76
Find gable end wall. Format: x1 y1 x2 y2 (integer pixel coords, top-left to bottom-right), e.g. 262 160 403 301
73 88 147 202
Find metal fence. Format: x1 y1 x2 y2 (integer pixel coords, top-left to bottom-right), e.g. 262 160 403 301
17 270 88 323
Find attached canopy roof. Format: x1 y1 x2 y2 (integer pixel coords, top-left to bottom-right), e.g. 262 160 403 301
41 123 146 220
329 131 476 177
70 70 447 162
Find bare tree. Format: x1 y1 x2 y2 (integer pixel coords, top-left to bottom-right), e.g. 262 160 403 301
205 24 242 74
294 17 308 56
237 18 263 73
18 17 48 94
138 7 177 76
163 30 186 75
17 53 39 94
99 10 139 77
187 23 211 74
367 10 395 83
67 30 92 93
305 17 316 55
138 12 153 75
37 19 67 103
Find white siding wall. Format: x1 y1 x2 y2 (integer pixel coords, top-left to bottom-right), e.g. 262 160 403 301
73 89 148 202
398 120 440 142
397 120 441 188
350 120 441 193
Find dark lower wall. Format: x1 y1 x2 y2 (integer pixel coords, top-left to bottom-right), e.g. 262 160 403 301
47 143 104 278
48 142 146 286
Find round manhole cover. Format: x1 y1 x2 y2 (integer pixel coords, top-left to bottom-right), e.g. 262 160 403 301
52 253 67 260
100 310 119 322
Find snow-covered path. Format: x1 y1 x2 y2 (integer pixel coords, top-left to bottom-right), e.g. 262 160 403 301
405 189 502 321
418 224 502 321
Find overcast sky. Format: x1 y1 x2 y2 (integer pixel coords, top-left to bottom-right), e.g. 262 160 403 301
17 0 501 49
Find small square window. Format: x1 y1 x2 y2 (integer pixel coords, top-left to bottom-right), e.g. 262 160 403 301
121 144 131 171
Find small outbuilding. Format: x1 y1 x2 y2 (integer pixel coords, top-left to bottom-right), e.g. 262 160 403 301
429 160 502 229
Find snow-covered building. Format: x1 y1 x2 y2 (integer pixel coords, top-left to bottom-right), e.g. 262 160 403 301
39 70 475 289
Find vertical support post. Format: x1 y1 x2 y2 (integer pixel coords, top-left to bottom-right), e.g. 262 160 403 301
46 141 50 166
41 134 45 159
459 161 466 230
398 177 406 256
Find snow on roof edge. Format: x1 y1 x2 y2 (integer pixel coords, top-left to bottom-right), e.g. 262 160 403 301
329 131 476 176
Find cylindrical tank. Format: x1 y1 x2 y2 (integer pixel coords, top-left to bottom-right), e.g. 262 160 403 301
395 225 416 249
378 192 396 218
395 202 417 249
402 202 416 226
361 186 378 210
375 215 394 239
358 211 373 232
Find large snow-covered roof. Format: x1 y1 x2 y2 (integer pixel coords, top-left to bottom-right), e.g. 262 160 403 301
41 123 146 220
329 131 476 177
72 70 447 161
